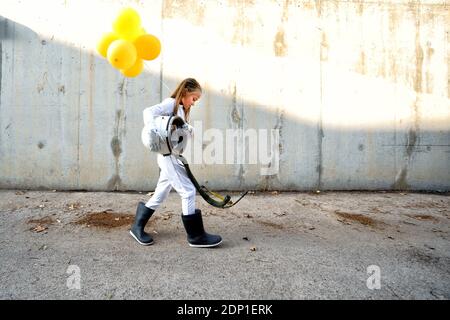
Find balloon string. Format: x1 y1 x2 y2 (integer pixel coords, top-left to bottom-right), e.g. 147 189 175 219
142 62 171 92
161 80 171 92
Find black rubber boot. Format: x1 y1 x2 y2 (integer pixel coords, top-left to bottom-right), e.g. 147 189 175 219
181 209 222 248
130 202 154 245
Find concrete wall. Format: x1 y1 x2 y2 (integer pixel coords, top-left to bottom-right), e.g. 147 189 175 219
0 0 449 191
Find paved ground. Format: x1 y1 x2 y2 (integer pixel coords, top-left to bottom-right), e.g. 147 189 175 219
0 189 449 300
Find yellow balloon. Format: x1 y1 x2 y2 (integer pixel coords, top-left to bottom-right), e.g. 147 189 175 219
107 40 137 70
113 8 142 41
134 27 146 41
97 32 119 58
134 34 161 60
121 58 143 78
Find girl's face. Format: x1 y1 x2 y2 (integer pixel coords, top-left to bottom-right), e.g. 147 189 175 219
181 90 201 109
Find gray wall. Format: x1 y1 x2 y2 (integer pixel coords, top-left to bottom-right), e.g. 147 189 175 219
0 0 449 191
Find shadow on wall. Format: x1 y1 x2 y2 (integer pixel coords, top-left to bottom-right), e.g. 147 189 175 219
0 15 448 192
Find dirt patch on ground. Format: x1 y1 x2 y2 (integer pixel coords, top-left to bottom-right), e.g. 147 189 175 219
65 202 82 211
74 211 135 228
370 207 388 214
334 211 379 227
256 220 284 230
27 216 56 225
403 202 446 209
27 216 56 233
406 214 439 222
406 248 441 265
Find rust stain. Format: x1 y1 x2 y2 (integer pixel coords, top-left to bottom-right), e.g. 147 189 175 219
388 6 398 34
387 6 398 82
426 42 434 58
414 43 424 94
301 1 315 10
273 28 287 57
320 32 328 62
314 0 322 17
228 0 256 9
357 0 364 16
231 1 253 46
356 51 366 75
281 0 289 22
425 41 434 94
377 57 387 78
389 55 398 83
162 0 206 26
273 0 289 57
411 3 424 92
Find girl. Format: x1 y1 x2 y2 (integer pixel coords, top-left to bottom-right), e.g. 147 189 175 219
130 78 222 248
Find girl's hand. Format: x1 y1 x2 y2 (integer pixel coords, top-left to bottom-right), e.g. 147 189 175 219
183 124 194 137
149 129 160 151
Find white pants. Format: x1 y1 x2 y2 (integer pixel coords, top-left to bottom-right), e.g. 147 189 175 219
145 154 196 215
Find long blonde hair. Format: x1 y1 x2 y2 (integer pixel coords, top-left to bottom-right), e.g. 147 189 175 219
170 78 202 122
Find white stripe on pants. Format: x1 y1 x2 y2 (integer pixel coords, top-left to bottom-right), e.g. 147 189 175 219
145 154 196 215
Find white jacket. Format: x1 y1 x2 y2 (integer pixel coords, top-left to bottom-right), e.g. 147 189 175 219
141 98 192 154
143 98 186 127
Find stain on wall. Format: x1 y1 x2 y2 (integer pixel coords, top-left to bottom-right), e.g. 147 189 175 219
273 28 287 57
109 108 125 190
393 6 424 190
273 0 289 57
162 0 206 26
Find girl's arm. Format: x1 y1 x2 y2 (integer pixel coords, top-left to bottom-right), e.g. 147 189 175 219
143 98 175 126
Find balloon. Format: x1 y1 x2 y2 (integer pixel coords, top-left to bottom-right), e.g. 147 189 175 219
134 34 161 60
107 39 137 70
97 7 160 77
113 8 142 41
97 32 119 58
121 58 143 77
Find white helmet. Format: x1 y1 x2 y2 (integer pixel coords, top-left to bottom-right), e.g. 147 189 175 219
141 115 189 156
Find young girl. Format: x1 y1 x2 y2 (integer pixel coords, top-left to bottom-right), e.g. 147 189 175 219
130 78 222 248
